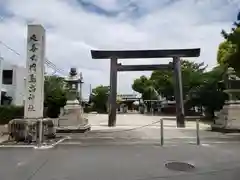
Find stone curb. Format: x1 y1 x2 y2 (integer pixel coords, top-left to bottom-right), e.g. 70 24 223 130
0 136 69 149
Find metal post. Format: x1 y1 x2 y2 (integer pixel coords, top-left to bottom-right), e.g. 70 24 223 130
108 57 118 127
89 84 92 95
160 119 164 146
79 83 82 103
38 118 43 146
196 119 200 145
151 101 153 116
79 72 83 104
173 57 185 127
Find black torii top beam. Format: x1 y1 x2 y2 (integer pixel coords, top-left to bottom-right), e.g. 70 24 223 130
91 48 200 59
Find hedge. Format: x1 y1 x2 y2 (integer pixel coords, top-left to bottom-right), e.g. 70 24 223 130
0 104 89 125
0 106 51 125
83 106 93 113
0 105 24 125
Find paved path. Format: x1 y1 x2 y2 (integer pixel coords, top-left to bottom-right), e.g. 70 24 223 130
87 113 209 129
57 114 240 146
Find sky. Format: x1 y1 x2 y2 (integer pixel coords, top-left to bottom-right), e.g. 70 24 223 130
0 0 239 98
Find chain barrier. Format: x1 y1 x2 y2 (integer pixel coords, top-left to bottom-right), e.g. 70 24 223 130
93 119 162 133
92 117 201 146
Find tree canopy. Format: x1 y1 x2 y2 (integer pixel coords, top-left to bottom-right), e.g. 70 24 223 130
89 85 109 113
132 60 206 101
217 20 240 74
44 75 67 118
132 76 158 100
186 66 227 117
132 59 227 118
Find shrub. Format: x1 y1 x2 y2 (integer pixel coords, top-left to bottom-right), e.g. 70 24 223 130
0 105 24 125
83 106 93 113
46 105 61 118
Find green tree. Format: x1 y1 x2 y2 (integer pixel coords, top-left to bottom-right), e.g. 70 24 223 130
150 60 206 100
217 19 240 74
187 66 227 118
132 76 158 100
90 85 109 113
150 70 173 100
44 75 67 118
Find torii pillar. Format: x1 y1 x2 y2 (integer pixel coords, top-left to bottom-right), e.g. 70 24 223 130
109 57 118 126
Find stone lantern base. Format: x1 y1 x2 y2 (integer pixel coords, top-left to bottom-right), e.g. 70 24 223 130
212 101 240 131
57 99 91 133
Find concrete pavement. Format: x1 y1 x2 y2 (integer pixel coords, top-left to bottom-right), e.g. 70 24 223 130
1 114 240 179
1 144 240 180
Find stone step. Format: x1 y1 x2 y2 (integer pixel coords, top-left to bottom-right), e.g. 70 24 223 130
56 125 91 133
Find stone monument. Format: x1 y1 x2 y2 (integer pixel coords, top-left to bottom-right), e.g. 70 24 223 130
7 24 54 143
212 67 240 130
57 68 90 133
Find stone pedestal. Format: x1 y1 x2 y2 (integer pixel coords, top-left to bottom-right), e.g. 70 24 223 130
212 101 240 130
57 102 90 133
8 118 55 142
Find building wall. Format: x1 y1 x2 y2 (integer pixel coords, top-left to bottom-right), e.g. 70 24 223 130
14 65 26 106
2 61 15 101
0 57 3 103
1 59 26 106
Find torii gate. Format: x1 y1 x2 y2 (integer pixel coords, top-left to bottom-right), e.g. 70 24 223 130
91 48 200 127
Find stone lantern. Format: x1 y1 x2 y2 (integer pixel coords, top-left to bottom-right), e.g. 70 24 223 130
65 68 82 105
57 68 90 132
212 67 240 130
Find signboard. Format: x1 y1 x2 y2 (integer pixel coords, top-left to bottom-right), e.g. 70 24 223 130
24 25 45 118
117 94 138 99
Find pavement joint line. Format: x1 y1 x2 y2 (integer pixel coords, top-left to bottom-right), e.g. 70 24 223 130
57 142 206 147
64 137 199 141
69 137 116 140
0 136 69 149
34 136 70 150
0 144 35 148
63 137 198 140
164 137 196 139
57 140 240 146
91 127 209 130
61 137 240 142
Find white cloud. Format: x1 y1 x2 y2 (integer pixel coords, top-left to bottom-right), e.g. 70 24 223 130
0 0 239 98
